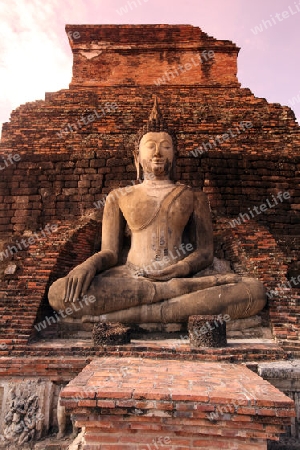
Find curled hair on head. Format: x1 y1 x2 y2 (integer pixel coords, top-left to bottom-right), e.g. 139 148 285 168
133 97 177 180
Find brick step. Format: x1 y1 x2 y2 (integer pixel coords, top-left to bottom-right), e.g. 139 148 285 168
23 338 287 362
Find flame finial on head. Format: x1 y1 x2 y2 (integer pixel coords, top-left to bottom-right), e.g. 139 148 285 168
133 97 177 180
135 97 176 150
147 96 167 131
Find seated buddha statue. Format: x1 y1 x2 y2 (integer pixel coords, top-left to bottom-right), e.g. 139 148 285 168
48 99 266 324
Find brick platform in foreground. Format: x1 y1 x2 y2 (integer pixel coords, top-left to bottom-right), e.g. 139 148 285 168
61 357 295 450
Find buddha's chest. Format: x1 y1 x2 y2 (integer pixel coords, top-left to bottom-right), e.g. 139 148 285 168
119 187 194 233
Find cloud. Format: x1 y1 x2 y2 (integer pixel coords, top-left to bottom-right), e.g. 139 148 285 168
0 0 73 126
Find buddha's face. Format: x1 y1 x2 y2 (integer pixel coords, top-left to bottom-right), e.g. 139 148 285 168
138 132 174 179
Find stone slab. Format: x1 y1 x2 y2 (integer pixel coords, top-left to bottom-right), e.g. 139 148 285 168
61 357 295 450
258 360 300 380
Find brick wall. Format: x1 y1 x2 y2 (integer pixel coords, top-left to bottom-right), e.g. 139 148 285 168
0 219 100 354
0 85 299 235
66 24 239 87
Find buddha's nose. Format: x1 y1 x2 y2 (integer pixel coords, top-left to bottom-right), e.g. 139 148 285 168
153 144 162 156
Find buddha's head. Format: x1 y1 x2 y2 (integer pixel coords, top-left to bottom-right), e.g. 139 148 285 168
134 98 177 180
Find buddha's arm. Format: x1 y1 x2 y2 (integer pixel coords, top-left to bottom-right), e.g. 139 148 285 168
63 192 124 302
179 190 214 274
145 190 214 281
90 192 125 270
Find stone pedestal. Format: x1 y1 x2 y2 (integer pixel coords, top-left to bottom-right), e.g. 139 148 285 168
60 357 295 450
92 322 131 346
188 315 227 347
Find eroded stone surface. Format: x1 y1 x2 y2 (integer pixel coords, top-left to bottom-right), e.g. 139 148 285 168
92 322 131 346
188 314 227 348
0 379 54 447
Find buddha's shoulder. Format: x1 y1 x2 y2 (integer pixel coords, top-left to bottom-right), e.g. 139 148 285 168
175 183 207 200
175 181 191 190
106 184 147 207
107 182 207 203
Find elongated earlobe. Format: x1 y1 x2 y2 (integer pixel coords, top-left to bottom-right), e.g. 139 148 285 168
134 152 142 180
136 164 142 181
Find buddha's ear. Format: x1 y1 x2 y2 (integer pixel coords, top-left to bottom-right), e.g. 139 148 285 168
133 151 141 181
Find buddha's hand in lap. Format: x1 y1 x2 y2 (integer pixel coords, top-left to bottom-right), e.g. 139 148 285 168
64 262 97 303
140 261 190 281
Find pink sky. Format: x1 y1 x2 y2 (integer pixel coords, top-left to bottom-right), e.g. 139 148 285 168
0 0 300 133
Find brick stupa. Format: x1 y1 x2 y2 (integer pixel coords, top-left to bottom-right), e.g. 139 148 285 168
0 24 299 361
0 24 299 449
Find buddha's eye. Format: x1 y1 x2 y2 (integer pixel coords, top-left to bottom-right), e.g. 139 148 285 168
146 142 156 149
160 141 172 150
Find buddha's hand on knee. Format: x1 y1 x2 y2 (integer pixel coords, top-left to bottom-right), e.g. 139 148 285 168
64 262 97 303
144 261 190 281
